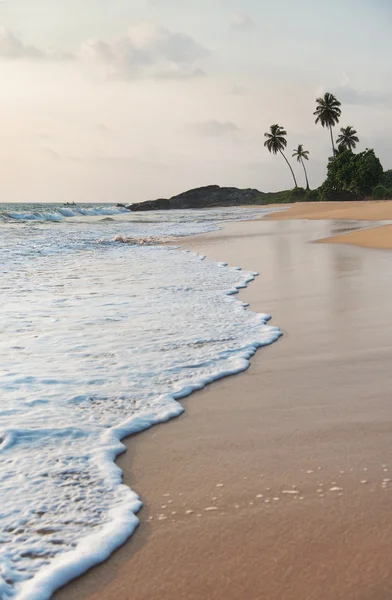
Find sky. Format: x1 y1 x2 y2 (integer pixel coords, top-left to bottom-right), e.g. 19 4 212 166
0 0 391 203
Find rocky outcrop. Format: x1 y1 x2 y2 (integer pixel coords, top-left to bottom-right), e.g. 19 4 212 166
128 185 266 211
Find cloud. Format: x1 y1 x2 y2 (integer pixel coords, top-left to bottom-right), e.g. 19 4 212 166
318 76 392 107
95 123 110 133
230 13 256 30
0 24 206 81
231 84 247 95
192 120 239 137
0 28 44 59
331 85 391 106
42 148 61 160
80 23 208 80
0 28 73 60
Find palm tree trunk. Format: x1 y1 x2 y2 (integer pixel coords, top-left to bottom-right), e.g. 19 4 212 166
329 124 336 156
300 158 310 190
279 150 298 188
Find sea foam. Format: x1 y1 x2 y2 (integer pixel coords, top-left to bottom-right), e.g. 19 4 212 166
6 206 128 222
0 205 282 599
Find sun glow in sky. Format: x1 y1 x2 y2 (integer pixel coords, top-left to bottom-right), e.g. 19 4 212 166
0 0 391 203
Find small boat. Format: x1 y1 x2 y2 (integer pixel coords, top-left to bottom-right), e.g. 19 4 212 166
64 202 77 206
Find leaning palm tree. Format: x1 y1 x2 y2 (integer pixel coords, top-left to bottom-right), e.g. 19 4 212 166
336 126 359 152
264 124 298 188
292 144 310 190
314 92 342 156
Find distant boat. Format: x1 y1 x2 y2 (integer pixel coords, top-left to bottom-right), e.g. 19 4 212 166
64 202 77 206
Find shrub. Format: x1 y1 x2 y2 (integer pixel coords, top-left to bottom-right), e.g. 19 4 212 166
383 170 392 188
320 148 383 200
288 187 306 198
261 190 291 204
304 188 320 201
372 184 388 200
262 187 319 204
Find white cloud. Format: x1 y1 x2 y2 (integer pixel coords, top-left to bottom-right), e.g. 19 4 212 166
0 25 207 80
0 28 44 59
80 23 208 80
331 85 391 106
0 28 73 60
230 13 256 31
316 76 392 107
192 120 239 137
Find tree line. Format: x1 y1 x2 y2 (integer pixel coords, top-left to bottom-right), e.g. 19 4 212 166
264 92 390 200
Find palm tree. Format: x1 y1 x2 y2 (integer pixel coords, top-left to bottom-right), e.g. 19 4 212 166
264 124 298 188
314 92 342 156
336 126 359 152
292 144 310 190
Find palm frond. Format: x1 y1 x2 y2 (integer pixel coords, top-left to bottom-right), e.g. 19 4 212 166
336 125 360 151
264 124 288 154
292 144 310 161
314 92 341 128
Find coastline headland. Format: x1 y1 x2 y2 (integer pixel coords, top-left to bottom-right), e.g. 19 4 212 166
125 185 273 211
123 185 392 213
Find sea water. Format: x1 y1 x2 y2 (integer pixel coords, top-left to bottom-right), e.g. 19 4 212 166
0 203 282 599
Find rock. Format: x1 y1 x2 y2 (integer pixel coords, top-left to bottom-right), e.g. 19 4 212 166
128 185 266 211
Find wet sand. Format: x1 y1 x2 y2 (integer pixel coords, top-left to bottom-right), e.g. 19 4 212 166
55 218 392 600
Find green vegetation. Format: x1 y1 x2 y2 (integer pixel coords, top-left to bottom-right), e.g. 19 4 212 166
372 185 392 200
319 149 383 200
383 170 392 188
264 91 390 202
264 125 298 188
261 187 318 205
292 145 310 190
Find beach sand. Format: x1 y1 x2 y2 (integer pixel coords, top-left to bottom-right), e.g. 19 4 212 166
264 200 392 250
55 217 392 600
265 199 392 222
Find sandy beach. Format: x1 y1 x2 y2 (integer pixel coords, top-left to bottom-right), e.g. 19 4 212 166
265 199 392 222
267 200 392 250
55 210 392 600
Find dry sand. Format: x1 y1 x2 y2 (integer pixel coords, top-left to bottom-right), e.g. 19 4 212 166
316 225 392 250
265 199 392 222
55 216 392 600
266 200 392 250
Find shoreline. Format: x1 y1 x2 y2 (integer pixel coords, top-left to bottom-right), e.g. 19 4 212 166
55 214 392 600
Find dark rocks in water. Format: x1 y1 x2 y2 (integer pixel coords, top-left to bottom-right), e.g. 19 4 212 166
128 185 266 211
129 198 171 211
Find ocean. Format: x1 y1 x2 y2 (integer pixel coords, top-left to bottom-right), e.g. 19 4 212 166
0 203 282 599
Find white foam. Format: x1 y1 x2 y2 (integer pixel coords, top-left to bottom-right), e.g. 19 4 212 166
0 205 282 598
6 205 128 222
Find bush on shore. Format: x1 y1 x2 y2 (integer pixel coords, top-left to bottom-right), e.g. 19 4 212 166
382 170 392 188
263 152 392 204
263 187 319 204
319 149 383 201
372 184 392 200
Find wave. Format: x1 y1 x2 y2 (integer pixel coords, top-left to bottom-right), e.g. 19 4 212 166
4 206 128 223
98 234 177 245
1 242 282 599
